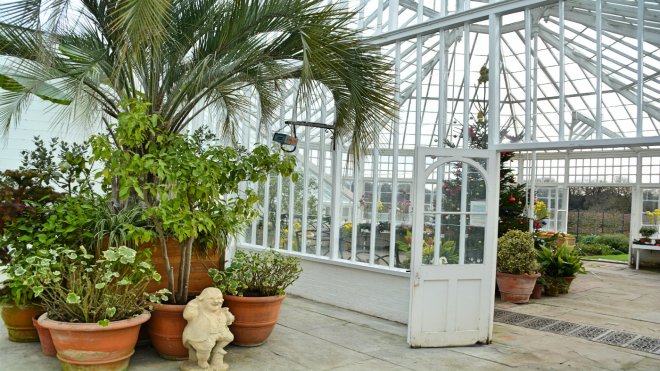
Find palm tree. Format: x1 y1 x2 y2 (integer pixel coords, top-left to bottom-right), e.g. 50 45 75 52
0 0 395 158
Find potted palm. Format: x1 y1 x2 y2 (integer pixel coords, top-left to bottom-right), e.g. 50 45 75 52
496 230 540 303
90 99 297 358
209 249 302 346
537 242 586 295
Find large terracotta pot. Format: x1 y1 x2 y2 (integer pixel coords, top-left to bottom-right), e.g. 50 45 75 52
33 313 56 356
496 272 541 304
223 294 285 346
39 312 150 370
531 283 544 299
143 238 223 297
0 303 44 342
147 303 188 360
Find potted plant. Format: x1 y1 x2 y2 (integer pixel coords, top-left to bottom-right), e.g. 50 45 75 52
209 249 302 346
638 226 657 244
496 230 540 303
23 245 166 370
90 99 297 358
537 242 586 294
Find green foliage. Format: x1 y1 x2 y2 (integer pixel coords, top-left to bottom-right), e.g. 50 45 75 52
537 243 586 277
538 276 568 296
639 226 657 238
592 234 629 253
209 249 302 297
20 245 166 325
90 98 297 303
576 242 617 256
0 0 396 159
577 234 598 244
497 230 539 275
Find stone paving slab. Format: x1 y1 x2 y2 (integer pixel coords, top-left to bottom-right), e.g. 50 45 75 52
0 261 658 370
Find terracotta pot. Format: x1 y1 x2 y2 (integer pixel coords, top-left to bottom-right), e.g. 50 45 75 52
39 312 150 370
531 283 544 299
559 276 576 294
142 238 223 297
0 303 44 342
496 272 541 304
556 236 576 248
147 303 188 360
32 313 56 356
223 294 285 346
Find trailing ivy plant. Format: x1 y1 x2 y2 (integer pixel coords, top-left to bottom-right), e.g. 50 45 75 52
209 249 302 297
90 98 298 304
20 245 166 326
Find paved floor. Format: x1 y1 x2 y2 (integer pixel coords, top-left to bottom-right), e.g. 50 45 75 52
1 261 659 370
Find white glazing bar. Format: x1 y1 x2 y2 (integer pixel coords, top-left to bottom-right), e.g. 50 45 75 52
434 29 448 266
532 28 538 141
317 129 326 257
287 176 295 252
330 138 343 260
370 150 379 265
488 13 501 147
562 154 570 232
637 0 644 136
416 35 423 149
596 0 602 139
377 0 383 33
529 151 537 232
351 162 360 262
463 23 470 148
389 41 402 269
274 174 283 250
262 144 271 247
524 8 532 143
389 0 399 32
559 0 566 141
301 125 311 254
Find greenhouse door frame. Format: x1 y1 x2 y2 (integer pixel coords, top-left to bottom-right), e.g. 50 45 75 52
408 148 499 347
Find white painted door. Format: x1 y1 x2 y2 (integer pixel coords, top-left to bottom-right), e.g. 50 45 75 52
408 148 498 347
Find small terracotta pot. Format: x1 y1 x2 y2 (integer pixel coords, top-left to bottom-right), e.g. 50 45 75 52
147 303 188 360
32 313 56 356
496 272 541 304
559 276 576 294
531 283 544 299
0 303 44 342
39 312 150 370
223 294 285 346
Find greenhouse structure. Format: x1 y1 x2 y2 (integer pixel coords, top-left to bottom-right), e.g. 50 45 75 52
1 0 659 349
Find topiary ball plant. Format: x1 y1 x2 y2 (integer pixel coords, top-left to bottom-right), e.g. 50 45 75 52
497 230 539 275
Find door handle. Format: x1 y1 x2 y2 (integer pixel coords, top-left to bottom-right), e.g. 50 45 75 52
414 272 421 287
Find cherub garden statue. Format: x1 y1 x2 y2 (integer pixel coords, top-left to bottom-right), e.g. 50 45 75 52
181 287 235 371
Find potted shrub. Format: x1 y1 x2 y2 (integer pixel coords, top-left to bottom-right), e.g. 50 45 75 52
0 169 61 342
537 242 586 294
638 226 656 244
209 249 302 346
24 245 166 370
496 230 540 303
90 99 297 358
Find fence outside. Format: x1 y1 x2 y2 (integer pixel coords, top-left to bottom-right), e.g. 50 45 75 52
567 210 631 238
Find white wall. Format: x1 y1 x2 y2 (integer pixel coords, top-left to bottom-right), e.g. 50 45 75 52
288 258 410 324
0 100 92 171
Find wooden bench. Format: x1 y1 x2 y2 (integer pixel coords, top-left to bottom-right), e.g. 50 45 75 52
631 244 660 270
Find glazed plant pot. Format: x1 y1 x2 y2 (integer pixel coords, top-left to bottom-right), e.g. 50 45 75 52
147 303 188 360
32 313 56 356
0 303 44 342
39 312 150 370
223 294 286 346
496 272 541 304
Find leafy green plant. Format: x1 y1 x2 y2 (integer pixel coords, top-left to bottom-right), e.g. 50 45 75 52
592 234 629 254
639 226 657 238
537 276 567 297
90 99 298 304
537 243 586 277
21 245 166 326
497 230 539 275
576 242 616 256
209 250 302 297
